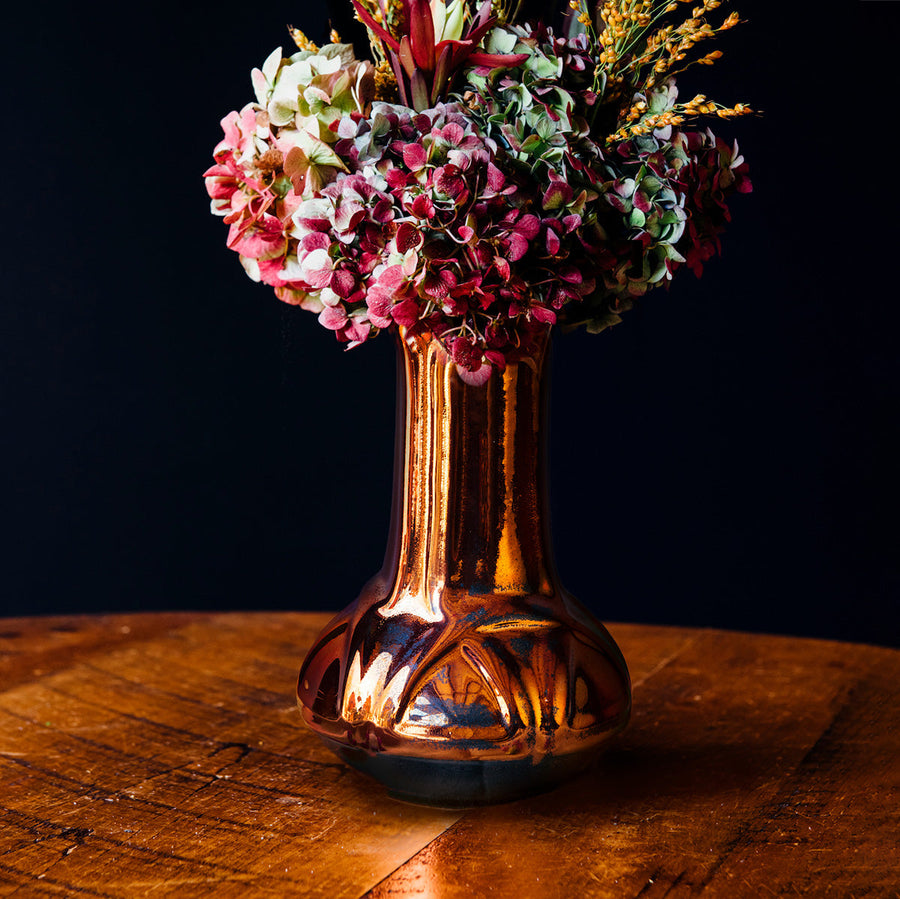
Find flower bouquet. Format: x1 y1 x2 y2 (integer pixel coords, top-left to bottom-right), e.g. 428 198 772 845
205 0 751 384
206 0 752 805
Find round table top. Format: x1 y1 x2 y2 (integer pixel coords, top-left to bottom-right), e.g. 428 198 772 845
0 612 897 897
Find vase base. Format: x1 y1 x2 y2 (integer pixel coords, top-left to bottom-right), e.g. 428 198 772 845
323 737 602 807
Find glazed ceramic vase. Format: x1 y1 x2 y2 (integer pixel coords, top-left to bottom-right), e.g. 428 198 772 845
297 328 631 806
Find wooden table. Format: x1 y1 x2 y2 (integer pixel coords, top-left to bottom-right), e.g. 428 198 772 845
0 613 897 897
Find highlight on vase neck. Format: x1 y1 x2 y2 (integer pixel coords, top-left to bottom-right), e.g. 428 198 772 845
381 326 555 622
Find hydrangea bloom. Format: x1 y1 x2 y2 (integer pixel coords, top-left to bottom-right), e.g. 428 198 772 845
206 1 751 377
204 44 374 310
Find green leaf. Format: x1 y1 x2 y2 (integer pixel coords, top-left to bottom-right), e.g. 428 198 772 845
486 27 520 55
293 129 348 169
536 55 563 80
534 114 556 141
283 130 349 194
640 174 662 195
520 134 547 154
586 311 623 333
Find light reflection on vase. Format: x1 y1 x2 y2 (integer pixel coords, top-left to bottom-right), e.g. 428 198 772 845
297 327 631 806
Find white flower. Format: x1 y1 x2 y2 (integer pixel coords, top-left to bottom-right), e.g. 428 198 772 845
251 46 284 107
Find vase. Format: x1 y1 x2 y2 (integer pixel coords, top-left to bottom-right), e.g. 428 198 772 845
296 327 631 806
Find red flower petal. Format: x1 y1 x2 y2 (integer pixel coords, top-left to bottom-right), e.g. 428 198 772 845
396 222 423 253
530 304 557 324
457 361 493 386
391 297 421 326
545 228 560 255
507 233 529 262
515 214 541 239
330 269 357 298
402 142 428 171
319 304 348 330
486 163 505 192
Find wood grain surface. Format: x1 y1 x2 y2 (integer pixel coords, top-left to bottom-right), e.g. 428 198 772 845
0 613 897 897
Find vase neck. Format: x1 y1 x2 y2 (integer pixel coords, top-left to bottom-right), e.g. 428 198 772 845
380 329 555 622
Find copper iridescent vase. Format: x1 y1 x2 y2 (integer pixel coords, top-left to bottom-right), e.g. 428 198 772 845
297 328 631 806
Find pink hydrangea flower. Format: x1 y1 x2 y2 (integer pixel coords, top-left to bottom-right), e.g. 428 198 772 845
207 25 750 380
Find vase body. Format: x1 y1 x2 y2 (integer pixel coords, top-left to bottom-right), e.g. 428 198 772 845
297 329 631 806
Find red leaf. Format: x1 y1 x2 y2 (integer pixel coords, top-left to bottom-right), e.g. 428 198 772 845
408 0 436 72
469 0 495 38
431 44 452 105
351 0 400 52
410 69 430 111
398 36 417 78
466 51 528 68
388 51 412 107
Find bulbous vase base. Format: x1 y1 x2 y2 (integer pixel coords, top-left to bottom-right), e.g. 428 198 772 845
297 587 631 806
322 738 606 808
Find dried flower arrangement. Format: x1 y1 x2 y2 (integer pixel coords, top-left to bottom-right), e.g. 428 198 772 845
205 0 752 383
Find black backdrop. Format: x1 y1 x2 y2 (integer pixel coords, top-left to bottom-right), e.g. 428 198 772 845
4 1 898 647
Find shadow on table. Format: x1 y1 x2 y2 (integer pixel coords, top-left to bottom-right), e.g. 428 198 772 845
482 735 792 820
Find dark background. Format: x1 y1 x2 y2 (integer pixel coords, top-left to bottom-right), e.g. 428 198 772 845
3 1 898 647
